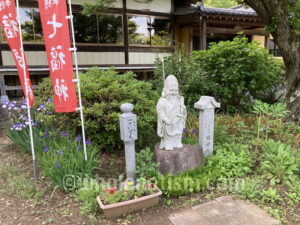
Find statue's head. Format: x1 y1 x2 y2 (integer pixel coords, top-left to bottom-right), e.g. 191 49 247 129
162 75 179 97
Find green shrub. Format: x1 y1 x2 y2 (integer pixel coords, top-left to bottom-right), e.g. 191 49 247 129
207 142 254 178
155 141 254 197
154 36 284 113
76 179 104 215
234 176 263 202
260 139 299 184
136 147 161 178
193 35 284 112
40 133 99 190
152 46 201 108
261 188 282 203
35 68 159 151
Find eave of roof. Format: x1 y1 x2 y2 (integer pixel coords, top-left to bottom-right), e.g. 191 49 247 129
174 3 258 18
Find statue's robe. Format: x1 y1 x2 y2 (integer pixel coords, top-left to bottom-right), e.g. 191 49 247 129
156 96 186 150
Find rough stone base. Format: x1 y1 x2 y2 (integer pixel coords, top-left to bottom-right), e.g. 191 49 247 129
154 144 204 175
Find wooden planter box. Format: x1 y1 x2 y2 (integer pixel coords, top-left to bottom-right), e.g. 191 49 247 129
97 185 162 218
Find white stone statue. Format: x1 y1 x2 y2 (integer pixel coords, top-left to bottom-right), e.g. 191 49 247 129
156 75 187 150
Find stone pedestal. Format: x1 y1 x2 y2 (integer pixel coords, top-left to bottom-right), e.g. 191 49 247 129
154 144 204 175
120 103 138 189
194 96 220 156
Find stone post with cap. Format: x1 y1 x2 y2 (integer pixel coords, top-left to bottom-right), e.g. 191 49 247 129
194 96 220 156
120 103 138 189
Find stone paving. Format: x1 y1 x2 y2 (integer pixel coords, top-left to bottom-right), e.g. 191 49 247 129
169 196 279 225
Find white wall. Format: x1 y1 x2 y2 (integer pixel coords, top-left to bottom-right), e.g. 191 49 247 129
2 51 125 66
74 52 125 64
2 51 48 66
127 0 171 13
129 52 170 64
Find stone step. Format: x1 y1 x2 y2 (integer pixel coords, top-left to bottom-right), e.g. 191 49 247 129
169 196 279 225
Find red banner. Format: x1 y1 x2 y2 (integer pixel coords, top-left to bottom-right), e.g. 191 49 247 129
38 0 77 112
0 0 34 107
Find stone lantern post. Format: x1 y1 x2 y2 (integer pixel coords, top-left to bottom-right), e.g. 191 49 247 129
120 103 138 188
194 96 220 156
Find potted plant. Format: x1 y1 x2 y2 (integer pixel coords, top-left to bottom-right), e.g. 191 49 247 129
97 182 162 218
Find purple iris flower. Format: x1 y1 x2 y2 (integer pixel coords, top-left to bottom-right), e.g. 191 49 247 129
47 98 53 103
44 146 49 153
1 101 8 109
77 146 81 151
75 134 81 142
59 150 63 156
20 113 26 120
44 130 49 138
192 129 196 134
56 163 60 168
3 100 9 106
182 135 184 139
8 102 16 111
37 104 46 111
64 131 68 137
21 101 27 109
11 124 17 130
183 128 186 133
86 139 91 145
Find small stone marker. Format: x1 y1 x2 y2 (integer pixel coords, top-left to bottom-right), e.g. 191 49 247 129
194 96 220 156
120 103 138 188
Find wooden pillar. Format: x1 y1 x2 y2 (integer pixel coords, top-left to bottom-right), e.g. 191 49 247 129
265 33 270 50
189 26 193 53
199 17 207 50
123 0 129 64
0 74 8 103
142 71 148 80
202 21 207 50
199 17 202 50
0 75 6 96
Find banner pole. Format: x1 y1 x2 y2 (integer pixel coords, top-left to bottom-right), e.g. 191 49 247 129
67 0 87 161
16 0 37 181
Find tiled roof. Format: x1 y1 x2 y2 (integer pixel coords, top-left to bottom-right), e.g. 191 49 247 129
174 3 258 17
174 5 198 15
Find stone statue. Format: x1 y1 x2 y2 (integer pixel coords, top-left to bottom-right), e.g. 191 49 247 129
156 75 187 150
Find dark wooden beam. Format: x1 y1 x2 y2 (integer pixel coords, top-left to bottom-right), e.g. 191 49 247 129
123 0 129 64
171 0 175 48
126 9 171 18
202 21 206 50
19 0 38 7
128 47 174 53
0 43 173 53
189 26 193 52
199 17 202 50
0 44 127 52
177 19 264 27
0 50 3 66
203 18 264 26
72 5 123 14
0 75 6 96
206 27 266 36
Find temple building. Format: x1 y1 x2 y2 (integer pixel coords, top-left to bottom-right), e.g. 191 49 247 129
0 0 278 100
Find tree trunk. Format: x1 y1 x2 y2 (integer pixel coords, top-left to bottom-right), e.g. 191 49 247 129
243 0 300 121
